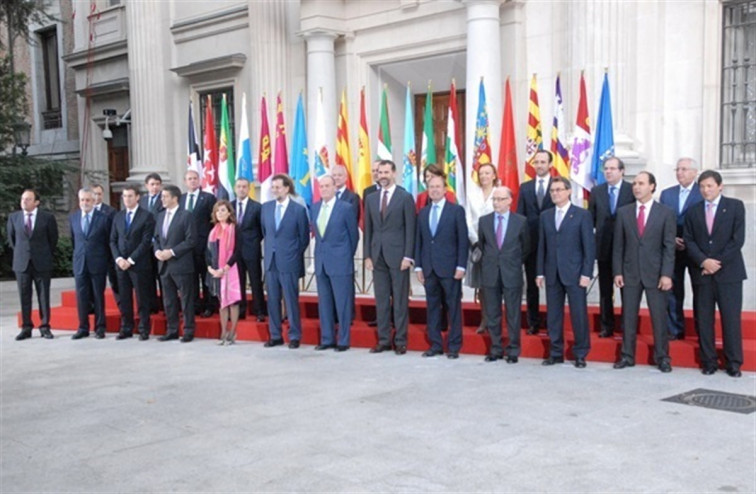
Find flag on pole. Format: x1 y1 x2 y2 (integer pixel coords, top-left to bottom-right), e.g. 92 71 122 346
402 84 417 198
357 87 372 197
550 74 570 179
311 88 330 203
273 92 289 175
419 82 436 193
523 74 543 182
570 72 593 206
498 77 519 211
201 95 218 194
258 95 273 202
591 71 615 186
335 89 354 190
376 86 392 160
444 79 465 207
290 92 311 206
471 77 492 185
187 101 202 174
217 93 236 201
236 92 254 198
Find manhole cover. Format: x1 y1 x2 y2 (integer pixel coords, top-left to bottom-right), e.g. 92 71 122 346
663 388 756 414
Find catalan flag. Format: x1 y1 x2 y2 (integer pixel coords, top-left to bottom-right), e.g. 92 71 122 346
335 89 354 190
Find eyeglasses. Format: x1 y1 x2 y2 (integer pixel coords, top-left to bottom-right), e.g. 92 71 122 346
492 197 510 202
549 188 568 193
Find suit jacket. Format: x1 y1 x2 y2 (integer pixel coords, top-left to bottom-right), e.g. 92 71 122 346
7 209 59 273
659 184 703 236
478 211 530 289
683 196 747 285
588 180 634 261
261 199 309 276
180 190 216 247
613 201 676 287
362 184 379 207
415 190 457 213
110 206 156 272
153 208 196 275
537 205 595 286
97 203 117 219
414 201 468 279
312 199 359 277
70 209 112 276
139 194 165 217
337 187 361 223
364 186 416 268
516 176 555 253
234 198 264 262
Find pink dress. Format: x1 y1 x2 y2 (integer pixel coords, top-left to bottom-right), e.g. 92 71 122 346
208 223 242 309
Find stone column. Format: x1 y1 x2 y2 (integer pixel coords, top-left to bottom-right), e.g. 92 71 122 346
303 31 338 171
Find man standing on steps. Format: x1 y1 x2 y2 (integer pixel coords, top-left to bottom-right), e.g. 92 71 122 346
139 173 164 313
233 178 266 322
91 183 119 307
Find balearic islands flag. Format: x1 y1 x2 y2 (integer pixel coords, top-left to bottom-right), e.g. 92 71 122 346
550 74 570 180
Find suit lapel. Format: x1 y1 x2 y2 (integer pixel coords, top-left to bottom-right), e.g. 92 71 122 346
712 198 727 237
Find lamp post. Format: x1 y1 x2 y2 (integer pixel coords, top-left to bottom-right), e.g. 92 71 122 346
13 121 31 156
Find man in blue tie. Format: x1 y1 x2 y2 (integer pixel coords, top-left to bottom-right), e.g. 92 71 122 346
659 158 702 340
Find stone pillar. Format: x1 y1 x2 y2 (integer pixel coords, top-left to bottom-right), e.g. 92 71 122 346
303 31 338 172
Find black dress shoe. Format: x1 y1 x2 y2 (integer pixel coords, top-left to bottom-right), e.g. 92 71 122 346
574 358 587 368
670 333 685 340
94 331 105 339
367 319 378 327
138 334 150 341
422 349 443 357
116 332 133 340
526 326 539 335
40 329 54 339
72 330 89 340
315 344 336 351
180 334 194 343
394 346 407 355
701 367 717 375
264 338 284 347
542 356 564 366
256 315 266 322
15 330 32 341
613 358 635 369
288 340 300 349
158 333 178 341
447 352 459 359
726 368 742 378
598 329 614 338
506 356 518 364
238 312 247 320
335 345 349 352
484 354 502 362
658 362 672 373
201 309 214 318
369 344 391 353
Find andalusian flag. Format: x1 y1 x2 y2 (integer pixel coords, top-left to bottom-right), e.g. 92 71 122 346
376 86 392 160
444 79 464 206
419 82 435 192
235 93 254 199
357 87 372 197
273 92 289 175
217 93 236 201
258 95 273 202
471 77 491 185
523 74 543 181
402 84 417 198
290 93 311 206
550 74 570 179
335 89 354 190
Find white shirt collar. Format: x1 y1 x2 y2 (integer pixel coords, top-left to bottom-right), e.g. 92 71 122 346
166 205 179 214
81 209 93 218
126 205 139 215
323 196 337 208
555 202 571 214
430 197 446 210
707 195 721 208
636 198 654 209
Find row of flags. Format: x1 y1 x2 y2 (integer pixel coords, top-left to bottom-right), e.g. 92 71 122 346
188 72 616 211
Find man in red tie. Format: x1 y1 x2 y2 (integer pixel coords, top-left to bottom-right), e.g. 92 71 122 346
612 171 677 372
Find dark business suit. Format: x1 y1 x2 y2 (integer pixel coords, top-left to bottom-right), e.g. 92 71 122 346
364 185 416 349
70 209 112 335
110 206 155 337
479 211 530 357
7 208 58 335
415 200 468 354
684 196 747 372
336 187 361 223
516 176 554 329
153 207 197 338
613 201 676 365
537 205 595 359
139 193 165 311
313 198 359 347
261 198 309 342
180 190 217 313
362 184 379 206
659 184 703 336
234 198 266 317
588 180 633 333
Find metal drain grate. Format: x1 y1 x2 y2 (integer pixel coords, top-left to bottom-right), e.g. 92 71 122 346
663 388 756 414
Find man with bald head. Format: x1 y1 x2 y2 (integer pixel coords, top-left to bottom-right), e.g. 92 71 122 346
331 164 361 222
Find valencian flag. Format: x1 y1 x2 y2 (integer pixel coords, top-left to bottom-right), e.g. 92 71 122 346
471 77 492 185
402 84 417 198
258 95 273 202
357 87 372 197
187 101 202 174
290 92 311 206
591 71 615 186
523 73 543 181
498 77 519 211
236 92 254 198
217 93 236 201
376 86 392 160
419 82 435 193
311 88 330 203
444 79 465 207
335 89 354 190
550 74 570 180
201 95 218 194
273 92 289 175
570 71 593 206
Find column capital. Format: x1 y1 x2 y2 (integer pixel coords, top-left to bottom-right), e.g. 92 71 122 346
299 28 342 42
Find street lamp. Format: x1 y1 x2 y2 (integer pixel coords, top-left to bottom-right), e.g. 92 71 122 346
13 121 31 156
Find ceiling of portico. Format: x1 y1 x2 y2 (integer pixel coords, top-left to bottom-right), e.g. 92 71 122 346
377 51 466 93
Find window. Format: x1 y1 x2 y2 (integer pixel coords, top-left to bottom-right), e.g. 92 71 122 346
39 27 61 129
721 0 756 168
198 88 235 151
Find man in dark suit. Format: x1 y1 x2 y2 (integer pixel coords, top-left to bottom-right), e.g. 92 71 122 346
261 174 310 348
364 159 416 355
479 186 530 363
516 150 554 335
588 156 634 337
684 170 747 377
312 175 359 351
180 169 217 318
331 164 361 222
613 171 676 373
92 183 119 306
154 185 197 342
414 174 468 359
362 159 381 205
7 189 58 340
233 178 266 322
536 177 595 368
70 187 113 339
110 184 156 340
659 157 703 339
139 173 164 313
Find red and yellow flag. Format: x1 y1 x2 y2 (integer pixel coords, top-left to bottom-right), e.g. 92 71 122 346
523 74 543 181
335 89 354 190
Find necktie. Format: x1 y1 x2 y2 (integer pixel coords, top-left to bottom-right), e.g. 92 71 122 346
336 190 342 200
317 202 329 236
496 214 504 248
679 188 689 214
125 211 132 233
162 211 171 238
537 179 545 208
609 186 617 215
275 203 283 230
430 204 439 236
238 201 244 221
381 190 389 219
637 205 646 237
25 213 32 236
150 195 156 210
188 194 195 212
555 209 564 231
706 203 715 235
82 213 91 236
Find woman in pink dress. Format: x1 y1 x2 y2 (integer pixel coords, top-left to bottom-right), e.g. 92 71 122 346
206 200 242 345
